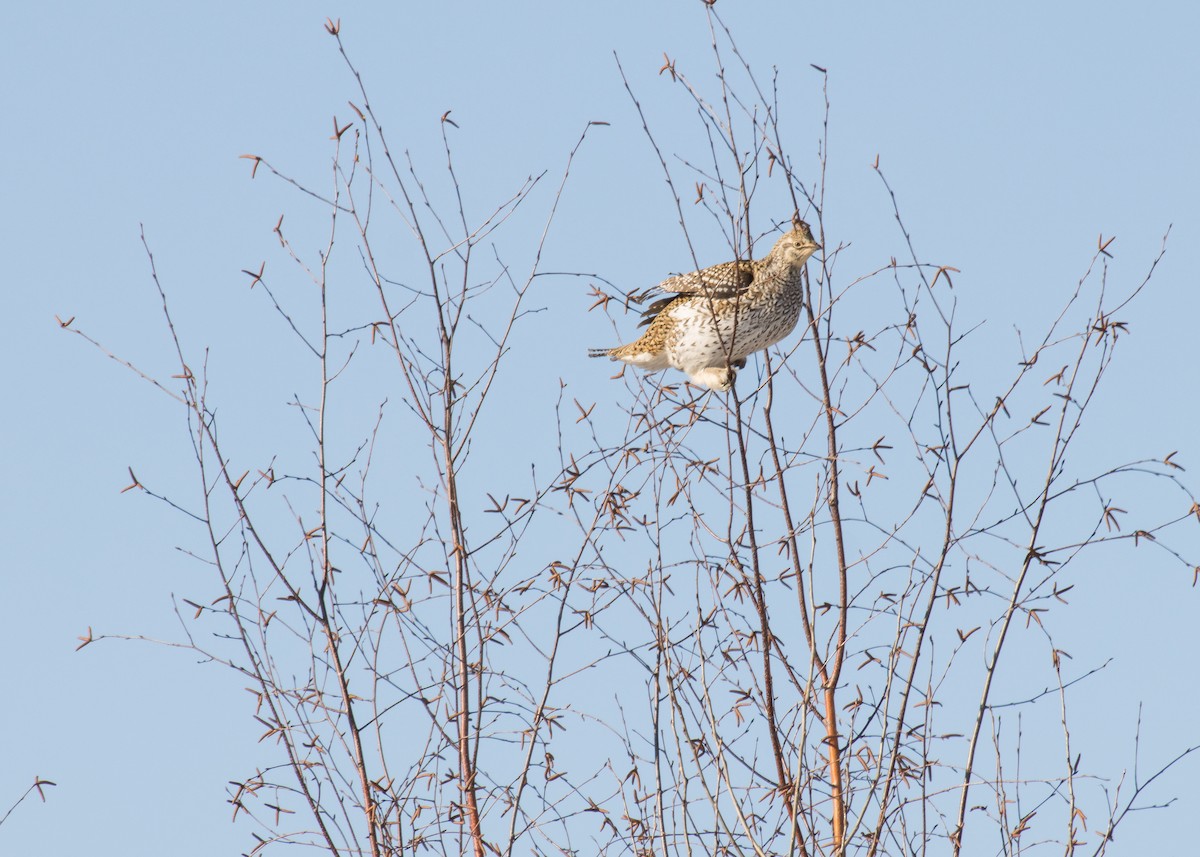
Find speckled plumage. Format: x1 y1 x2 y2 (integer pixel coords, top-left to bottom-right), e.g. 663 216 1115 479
589 219 821 391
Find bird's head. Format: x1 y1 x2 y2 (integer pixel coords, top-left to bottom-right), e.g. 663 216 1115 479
773 218 821 267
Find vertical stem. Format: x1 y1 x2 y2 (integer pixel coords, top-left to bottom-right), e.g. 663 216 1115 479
730 388 798 849
443 334 486 857
801 268 848 852
315 192 381 856
952 325 1090 854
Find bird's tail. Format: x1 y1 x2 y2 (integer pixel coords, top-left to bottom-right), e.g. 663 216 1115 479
587 347 614 359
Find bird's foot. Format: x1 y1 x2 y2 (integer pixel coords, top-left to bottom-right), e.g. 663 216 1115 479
689 366 736 392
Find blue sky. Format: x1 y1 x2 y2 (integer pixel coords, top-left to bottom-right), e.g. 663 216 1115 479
5 2 1199 855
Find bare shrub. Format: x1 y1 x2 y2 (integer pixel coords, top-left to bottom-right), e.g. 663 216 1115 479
67 11 1197 857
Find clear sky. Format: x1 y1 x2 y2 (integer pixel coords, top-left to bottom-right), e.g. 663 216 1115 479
4 2 1199 855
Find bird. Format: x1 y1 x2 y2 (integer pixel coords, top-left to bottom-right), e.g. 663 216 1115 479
589 217 821 391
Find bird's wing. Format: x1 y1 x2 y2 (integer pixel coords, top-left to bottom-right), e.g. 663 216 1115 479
657 260 756 298
637 261 756 328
